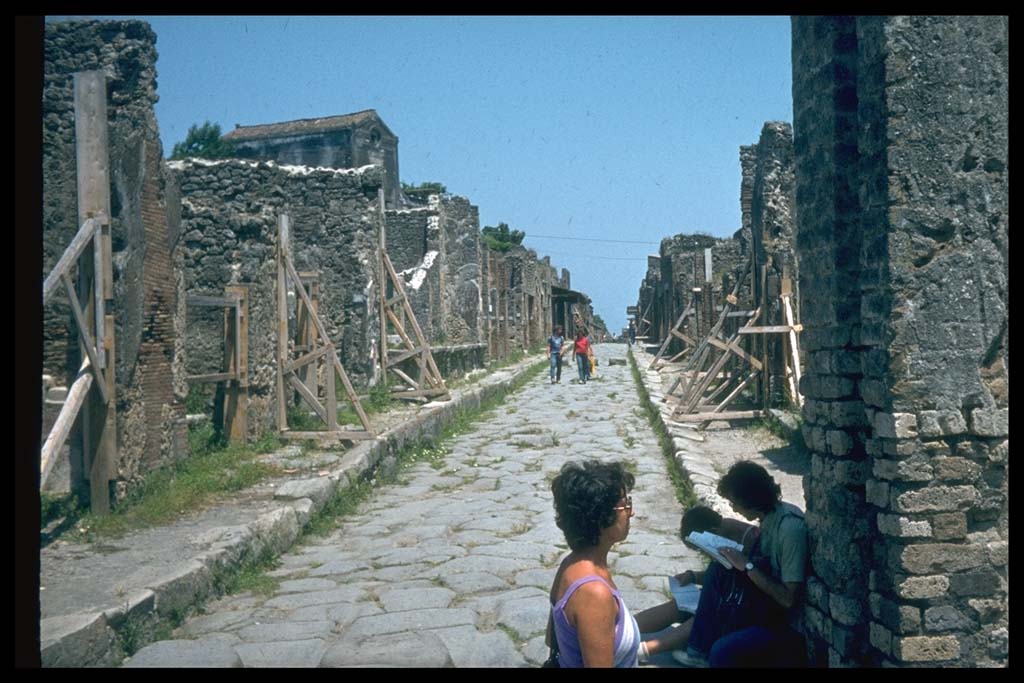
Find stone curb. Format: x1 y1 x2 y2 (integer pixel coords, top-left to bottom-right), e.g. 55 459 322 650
41 356 546 668
628 348 734 516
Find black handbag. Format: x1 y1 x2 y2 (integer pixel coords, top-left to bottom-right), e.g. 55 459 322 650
541 610 560 667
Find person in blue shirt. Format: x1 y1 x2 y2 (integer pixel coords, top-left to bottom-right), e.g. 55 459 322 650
548 325 566 384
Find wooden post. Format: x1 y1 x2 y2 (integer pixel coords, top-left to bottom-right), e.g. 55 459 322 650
276 214 290 432
224 285 248 444
296 274 319 402
73 71 114 515
325 346 337 431
378 189 389 386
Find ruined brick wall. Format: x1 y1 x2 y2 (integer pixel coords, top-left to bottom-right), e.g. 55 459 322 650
385 205 440 343
793 15 1008 667
171 159 384 436
749 121 797 406
43 20 187 500
437 196 483 346
638 233 747 356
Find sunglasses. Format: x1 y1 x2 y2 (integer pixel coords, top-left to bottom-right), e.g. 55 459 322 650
613 496 633 512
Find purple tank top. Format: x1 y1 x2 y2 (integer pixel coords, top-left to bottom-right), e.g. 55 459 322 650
551 575 640 667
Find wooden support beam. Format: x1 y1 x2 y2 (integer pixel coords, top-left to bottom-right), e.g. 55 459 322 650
42 218 97 303
385 346 425 367
286 372 327 424
284 344 332 375
332 353 374 435
186 372 237 384
276 214 290 432
187 294 240 308
325 347 337 431
40 360 92 486
672 410 762 423
61 273 108 405
224 285 248 443
714 369 760 413
737 325 803 334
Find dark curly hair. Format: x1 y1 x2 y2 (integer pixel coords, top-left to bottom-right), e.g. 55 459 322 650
551 460 635 551
717 461 781 514
680 505 723 539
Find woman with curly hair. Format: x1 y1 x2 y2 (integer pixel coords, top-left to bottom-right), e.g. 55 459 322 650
545 459 642 667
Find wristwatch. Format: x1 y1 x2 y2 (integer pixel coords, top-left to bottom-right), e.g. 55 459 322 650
744 561 755 573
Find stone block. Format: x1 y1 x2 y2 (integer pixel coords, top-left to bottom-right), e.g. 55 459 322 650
988 627 1008 659
924 605 973 632
892 485 979 513
806 577 829 610
897 575 949 600
869 622 893 656
893 635 959 662
830 623 860 657
831 400 868 427
986 541 1007 566
865 479 890 507
835 459 870 485
895 543 987 575
829 592 865 626
933 457 981 482
986 440 1007 464
820 376 856 399
918 410 967 438
873 455 933 482
874 412 917 439
921 440 951 457
969 408 1008 437
827 429 855 456
804 605 830 642
881 438 919 456
872 593 921 634
876 513 931 538
966 599 1004 624
860 379 887 408
930 513 967 540
949 568 1004 598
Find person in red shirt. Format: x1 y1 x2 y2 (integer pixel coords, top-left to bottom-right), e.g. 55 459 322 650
573 329 591 384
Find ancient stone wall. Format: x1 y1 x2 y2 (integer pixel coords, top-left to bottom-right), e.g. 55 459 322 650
171 158 384 437
43 20 187 500
749 121 797 406
793 15 1008 667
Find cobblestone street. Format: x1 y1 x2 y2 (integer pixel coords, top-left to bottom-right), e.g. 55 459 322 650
125 344 701 667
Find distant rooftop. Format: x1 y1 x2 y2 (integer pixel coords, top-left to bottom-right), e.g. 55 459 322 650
223 109 393 141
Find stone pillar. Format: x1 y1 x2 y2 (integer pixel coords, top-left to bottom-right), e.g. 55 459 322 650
793 15 1008 667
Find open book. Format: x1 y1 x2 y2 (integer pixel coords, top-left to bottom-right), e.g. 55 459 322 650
684 531 744 568
668 575 702 613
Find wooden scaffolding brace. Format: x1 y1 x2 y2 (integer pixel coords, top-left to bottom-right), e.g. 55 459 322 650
184 286 249 444
648 300 696 370
275 213 375 441
633 298 654 342
376 189 451 402
40 71 116 513
666 259 803 423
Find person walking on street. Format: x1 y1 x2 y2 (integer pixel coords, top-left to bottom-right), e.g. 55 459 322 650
548 325 566 384
573 329 591 384
628 320 636 347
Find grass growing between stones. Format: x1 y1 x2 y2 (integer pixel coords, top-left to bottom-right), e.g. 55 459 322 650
62 423 285 542
627 351 698 510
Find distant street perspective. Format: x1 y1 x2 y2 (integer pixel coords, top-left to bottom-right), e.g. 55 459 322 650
28 16 1006 669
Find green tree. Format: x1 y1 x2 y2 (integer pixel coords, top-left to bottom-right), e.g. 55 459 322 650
170 121 235 160
401 181 447 201
481 222 525 252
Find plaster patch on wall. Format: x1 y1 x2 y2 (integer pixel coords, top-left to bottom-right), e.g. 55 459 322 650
400 250 439 290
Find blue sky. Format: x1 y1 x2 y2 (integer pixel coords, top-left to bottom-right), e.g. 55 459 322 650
58 15 793 332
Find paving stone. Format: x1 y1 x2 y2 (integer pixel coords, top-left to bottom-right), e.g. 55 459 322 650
276 578 337 593
237 620 335 642
433 625 529 667
235 639 327 667
320 630 453 667
262 586 366 609
377 586 456 612
440 571 512 594
123 639 242 668
344 607 478 638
